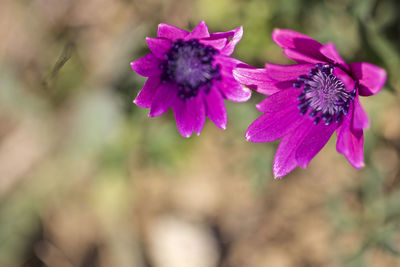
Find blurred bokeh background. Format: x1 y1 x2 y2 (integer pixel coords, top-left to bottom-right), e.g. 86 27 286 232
1 0 400 266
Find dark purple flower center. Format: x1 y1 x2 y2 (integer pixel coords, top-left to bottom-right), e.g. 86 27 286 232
294 64 356 125
161 39 221 100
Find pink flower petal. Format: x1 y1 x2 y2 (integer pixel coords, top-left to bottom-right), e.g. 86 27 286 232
134 76 160 108
199 38 227 50
333 67 355 92
233 67 280 95
214 57 251 102
283 48 323 64
273 120 314 178
157 23 188 40
349 62 387 96
295 122 337 168
173 99 193 137
191 96 206 135
336 104 364 168
146 37 172 59
218 76 251 102
272 29 324 63
130 53 162 77
204 87 227 130
266 63 313 81
185 21 210 40
149 82 176 117
215 55 242 69
173 95 205 137
272 29 322 49
210 26 243 56
255 88 299 113
352 96 370 130
245 105 306 142
319 42 348 69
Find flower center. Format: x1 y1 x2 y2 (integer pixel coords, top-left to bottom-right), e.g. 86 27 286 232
161 39 221 100
294 64 356 125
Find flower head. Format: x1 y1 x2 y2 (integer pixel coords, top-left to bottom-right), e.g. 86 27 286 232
233 29 386 178
131 21 251 137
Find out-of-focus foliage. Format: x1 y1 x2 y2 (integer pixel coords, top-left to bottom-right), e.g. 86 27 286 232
0 0 399 266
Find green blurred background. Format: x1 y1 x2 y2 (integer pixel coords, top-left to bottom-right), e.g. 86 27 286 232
0 0 400 266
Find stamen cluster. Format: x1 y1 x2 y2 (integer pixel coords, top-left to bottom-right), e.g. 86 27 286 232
161 39 221 99
294 64 356 125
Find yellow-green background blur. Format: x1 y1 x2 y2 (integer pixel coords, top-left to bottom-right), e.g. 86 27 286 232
1 0 400 266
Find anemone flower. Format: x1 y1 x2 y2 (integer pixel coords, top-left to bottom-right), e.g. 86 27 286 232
233 29 386 178
131 21 251 137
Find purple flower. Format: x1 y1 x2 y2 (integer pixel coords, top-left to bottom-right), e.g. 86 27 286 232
233 29 386 178
131 21 251 137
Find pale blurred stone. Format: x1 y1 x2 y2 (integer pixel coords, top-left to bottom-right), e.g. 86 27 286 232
147 216 218 267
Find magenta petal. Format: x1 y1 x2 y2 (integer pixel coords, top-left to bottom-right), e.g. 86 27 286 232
333 67 355 92
134 76 160 108
185 21 210 40
199 38 227 50
272 29 324 62
216 56 252 77
218 76 251 102
283 48 323 64
146 38 171 59
216 56 242 80
349 62 387 96
245 105 305 142
352 96 370 130
157 23 188 40
188 95 206 135
272 29 322 49
193 102 206 135
173 95 205 137
336 107 364 168
130 53 162 77
273 121 314 178
149 83 176 117
215 57 251 102
173 99 193 137
266 63 313 81
215 55 242 69
319 42 347 69
256 88 299 113
204 87 227 130
210 26 243 56
233 67 280 95
295 122 337 168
